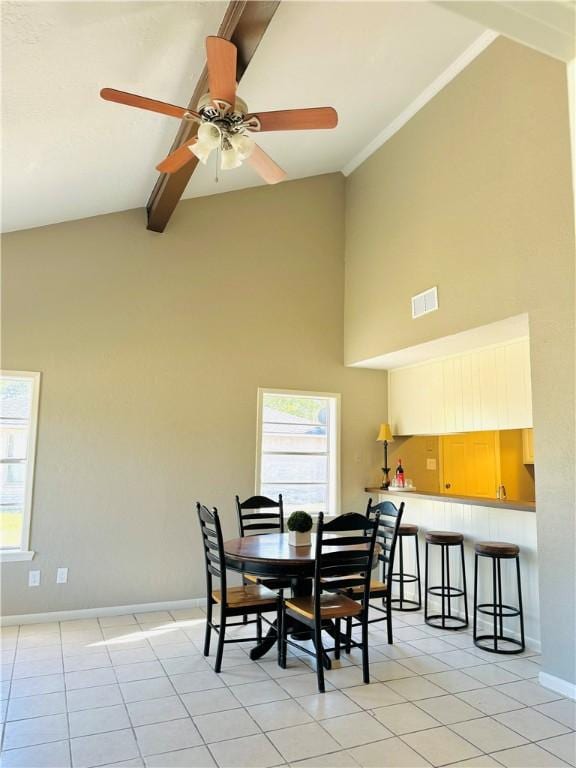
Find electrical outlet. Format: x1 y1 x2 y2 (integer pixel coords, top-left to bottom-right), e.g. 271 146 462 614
56 568 68 584
28 570 40 587
427 458 437 471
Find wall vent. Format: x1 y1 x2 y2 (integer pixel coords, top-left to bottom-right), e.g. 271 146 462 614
411 286 438 319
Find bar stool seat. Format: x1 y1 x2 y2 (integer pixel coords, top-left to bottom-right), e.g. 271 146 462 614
400 523 418 535
426 531 464 545
475 541 519 557
391 524 421 612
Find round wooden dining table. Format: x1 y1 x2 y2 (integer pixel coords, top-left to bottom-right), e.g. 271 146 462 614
224 532 378 664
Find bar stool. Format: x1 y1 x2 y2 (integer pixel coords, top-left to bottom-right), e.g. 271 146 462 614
391 524 421 611
473 541 525 654
424 531 468 630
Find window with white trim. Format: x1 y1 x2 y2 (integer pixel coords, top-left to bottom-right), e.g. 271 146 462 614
256 389 339 516
0 372 40 558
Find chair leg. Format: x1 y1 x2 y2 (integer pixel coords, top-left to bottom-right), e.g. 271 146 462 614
203 599 213 657
314 622 325 693
242 577 249 625
345 617 352 653
361 611 370 684
386 594 393 644
279 602 287 669
214 611 226 674
256 613 262 644
334 619 341 661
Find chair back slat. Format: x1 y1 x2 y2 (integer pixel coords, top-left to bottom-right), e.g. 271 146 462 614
366 499 404 584
314 511 380 616
242 523 282 532
240 512 282 521
319 549 373 566
197 503 227 598
321 576 365 589
321 534 371 548
236 494 284 536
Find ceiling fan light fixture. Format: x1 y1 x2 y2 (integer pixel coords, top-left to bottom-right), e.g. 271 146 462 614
229 133 254 159
197 122 222 148
190 141 214 165
220 146 242 170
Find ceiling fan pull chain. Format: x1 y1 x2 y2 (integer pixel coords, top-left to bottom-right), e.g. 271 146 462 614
214 146 220 184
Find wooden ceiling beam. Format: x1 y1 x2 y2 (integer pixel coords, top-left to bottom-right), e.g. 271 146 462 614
146 0 280 233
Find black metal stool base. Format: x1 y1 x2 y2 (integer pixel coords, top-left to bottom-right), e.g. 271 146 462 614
426 614 468 631
473 550 525 655
474 634 525 654
391 597 421 612
392 531 422 613
424 539 469 631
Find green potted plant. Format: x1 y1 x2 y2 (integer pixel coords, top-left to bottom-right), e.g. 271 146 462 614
287 510 313 547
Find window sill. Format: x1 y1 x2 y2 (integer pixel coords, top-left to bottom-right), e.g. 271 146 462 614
0 550 35 563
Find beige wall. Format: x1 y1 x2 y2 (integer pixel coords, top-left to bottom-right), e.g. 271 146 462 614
345 38 575 685
1 174 387 616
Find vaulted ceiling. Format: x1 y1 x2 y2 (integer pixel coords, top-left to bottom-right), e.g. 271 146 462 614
2 1 488 232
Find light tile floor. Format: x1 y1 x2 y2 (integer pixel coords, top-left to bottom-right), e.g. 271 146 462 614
0 607 574 768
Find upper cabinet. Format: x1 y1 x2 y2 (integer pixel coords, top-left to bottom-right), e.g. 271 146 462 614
389 338 532 435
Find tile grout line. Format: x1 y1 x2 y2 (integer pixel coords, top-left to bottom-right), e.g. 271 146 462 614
1 611 572 768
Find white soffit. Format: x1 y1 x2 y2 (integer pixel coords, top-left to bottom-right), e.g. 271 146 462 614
351 314 530 370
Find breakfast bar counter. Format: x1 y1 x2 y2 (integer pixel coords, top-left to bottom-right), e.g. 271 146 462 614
365 487 540 649
365 488 535 512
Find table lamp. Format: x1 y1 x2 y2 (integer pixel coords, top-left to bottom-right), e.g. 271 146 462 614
376 423 394 489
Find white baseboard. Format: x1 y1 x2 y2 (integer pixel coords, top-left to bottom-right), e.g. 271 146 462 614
539 672 576 701
1 597 207 626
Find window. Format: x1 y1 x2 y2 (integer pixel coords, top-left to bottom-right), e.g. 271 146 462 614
0 371 40 560
256 389 340 516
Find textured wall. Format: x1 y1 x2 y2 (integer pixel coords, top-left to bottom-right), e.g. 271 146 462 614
1 174 387 615
344 39 575 685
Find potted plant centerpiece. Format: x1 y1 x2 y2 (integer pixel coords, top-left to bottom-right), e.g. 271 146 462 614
287 511 313 547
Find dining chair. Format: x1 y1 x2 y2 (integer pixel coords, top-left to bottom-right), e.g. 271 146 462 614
339 498 404 649
235 494 291 600
278 511 380 693
197 503 280 673
236 494 284 537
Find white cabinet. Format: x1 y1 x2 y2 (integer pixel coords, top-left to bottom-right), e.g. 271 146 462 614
389 338 533 435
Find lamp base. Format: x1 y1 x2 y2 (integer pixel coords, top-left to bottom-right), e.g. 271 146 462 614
380 468 391 490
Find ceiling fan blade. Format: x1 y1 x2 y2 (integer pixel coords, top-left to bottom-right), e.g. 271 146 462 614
248 107 338 132
156 139 198 174
205 36 237 107
247 144 287 185
100 88 197 120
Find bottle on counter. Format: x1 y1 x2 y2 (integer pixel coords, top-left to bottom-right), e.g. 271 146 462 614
396 459 405 488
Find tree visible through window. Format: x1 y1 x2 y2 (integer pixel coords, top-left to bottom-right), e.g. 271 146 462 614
257 390 339 516
0 372 40 553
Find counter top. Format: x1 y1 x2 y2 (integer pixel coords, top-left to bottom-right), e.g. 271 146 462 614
364 488 535 513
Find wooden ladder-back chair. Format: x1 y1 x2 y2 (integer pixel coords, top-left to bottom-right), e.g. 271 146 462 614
235 494 291 595
339 498 404 650
197 503 279 673
279 511 380 693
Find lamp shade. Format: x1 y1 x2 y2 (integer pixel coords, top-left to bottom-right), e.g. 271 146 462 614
376 423 394 443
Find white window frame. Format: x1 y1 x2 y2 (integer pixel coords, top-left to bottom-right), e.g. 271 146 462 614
0 370 40 562
255 388 341 517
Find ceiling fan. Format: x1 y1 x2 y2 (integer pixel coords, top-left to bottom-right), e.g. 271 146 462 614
101 36 338 185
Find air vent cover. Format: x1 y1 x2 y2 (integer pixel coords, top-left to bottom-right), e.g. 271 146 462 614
411 286 438 319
